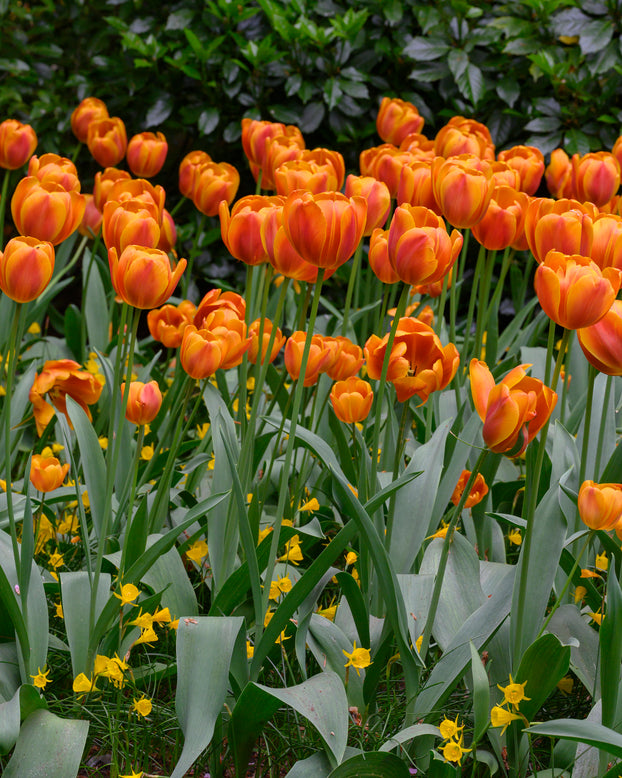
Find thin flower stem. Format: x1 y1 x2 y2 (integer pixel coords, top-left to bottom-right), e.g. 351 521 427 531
461 242 485 373
419 449 489 659
341 240 363 336
578 365 597 486
0 169 11 251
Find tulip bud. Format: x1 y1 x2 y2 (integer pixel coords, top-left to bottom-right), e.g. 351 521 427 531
345 175 391 235
0 236 55 303
87 117 128 167
260 203 325 282
376 97 424 146
193 288 246 328
578 480 622 531
471 186 528 251
158 208 177 253
434 116 495 160
359 144 416 198
11 177 85 245
432 155 494 228
577 299 622 375
108 245 186 309
524 198 595 264
93 168 132 211
28 153 80 192
241 119 305 188
323 336 364 381
572 151 620 207
121 380 163 425
127 131 168 178
180 325 225 379
330 376 373 424
0 119 38 170
274 158 338 195
192 161 240 217
591 214 622 271
284 332 335 386
147 301 196 348
179 150 212 198
545 148 574 199
30 453 70 493
368 229 400 284
396 159 441 214
102 200 161 254
248 318 286 365
78 194 103 238
220 195 283 266
497 145 545 196
71 97 109 143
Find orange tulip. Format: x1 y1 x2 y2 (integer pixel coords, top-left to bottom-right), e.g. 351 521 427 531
489 161 521 191
471 186 528 251
147 300 196 348
193 288 246 329
260 134 305 191
30 453 70 493
396 159 441 214
191 161 240 217
121 380 163 425
11 177 85 245
282 190 367 270
70 97 109 143
241 119 305 188
345 175 391 235
180 325 226 379
93 168 132 211
545 148 574 199
178 150 212 198
219 195 283 266
534 250 621 329
434 116 495 160
78 194 103 238
591 213 622 271
274 158 338 195
578 480 622 531
0 119 37 170
300 148 345 191
330 376 373 423
451 469 489 509
387 204 463 286
29 359 104 436
87 116 128 167
572 151 620 207
497 145 545 196
158 208 177 253
368 228 400 284
432 155 495 228
577 299 622 375
470 360 557 456
28 153 80 192
284 331 335 386
127 131 168 178
248 318 286 365
359 144 416 198
322 336 364 380
199 310 251 370
104 178 165 222
0 236 55 303
376 97 424 146
365 317 459 404
102 199 161 254
524 198 596 264
108 245 186 309
261 201 327 283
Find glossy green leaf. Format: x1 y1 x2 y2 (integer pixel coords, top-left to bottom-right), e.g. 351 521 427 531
379 723 441 752
61 571 110 677
83 255 109 353
600 566 622 729
525 718 622 759
470 641 490 743
327 752 411 777
514 633 570 723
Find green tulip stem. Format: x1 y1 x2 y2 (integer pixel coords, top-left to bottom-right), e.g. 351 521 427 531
579 364 597 487
118 424 145 575
594 374 613 480
473 248 497 362
0 168 11 251
449 227 470 347
341 240 363 336
461 242 486 373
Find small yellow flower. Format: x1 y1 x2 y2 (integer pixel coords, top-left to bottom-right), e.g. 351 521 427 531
490 705 522 735
98 436 109 450
186 539 208 563
574 585 587 603
73 673 98 694
415 635 423 653
196 422 209 440
57 512 79 535
132 696 152 717
439 715 464 741
299 497 320 512
317 604 337 621
246 641 255 659
279 535 303 565
130 610 154 630
133 625 158 646
557 676 574 695
427 521 451 540
30 666 51 689
140 445 154 461
345 551 357 566
27 322 41 335
119 770 143 778
343 641 372 676
168 617 180 630
440 734 471 765
580 568 601 579
497 675 530 710
508 528 522 546
114 583 140 606
55 601 63 619
152 607 171 624
268 576 293 600
48 552 64 570
589 610 603 625
595 552 608 571
82 490 90 509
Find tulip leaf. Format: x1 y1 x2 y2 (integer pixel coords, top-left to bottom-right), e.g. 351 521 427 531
229 672 348 774
513 633 570 723
63 304 83 362
61 571 110 677
171 617 244 778
600 566 622 729
470 640 491 743
140 535 198 619
326 752 412 777
285 748 363 778
525 718 622 760
2 708 88 778
83 252 109 352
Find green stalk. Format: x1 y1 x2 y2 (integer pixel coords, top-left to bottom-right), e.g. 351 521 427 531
473 248 497 362
385 400 410 548
460 242 486 375
118 425 145 575
0 169 11 251
341 240 363 336
419 449 489 658
578 365 597 486
594 375 613 480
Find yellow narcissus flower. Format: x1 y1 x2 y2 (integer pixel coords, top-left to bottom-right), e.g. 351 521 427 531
595 552 608 571
268 576 293 600
299 497 320 512
497 675 530 710
439 715 464 741
119 770 143 778
132 696 152 717
30 666 51 689
490 705 523 735
114 583 139 606
508 528 522 546
343 641 372 676
186 539 208 563
73 673 98 694
278 535 303 565
440 734 471 765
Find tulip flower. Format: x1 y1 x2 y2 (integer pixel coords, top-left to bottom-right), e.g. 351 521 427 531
471 186 528 251
28 153 81 192
102 200 161 254
330 377 374 424
284 332 335 386
431 154 495 229
282 190 367 270
199 310 250 370
147 300 196 348
260 203 327 282
578 480 622 531
523 198 596 264
577 299 622 375
470 360 557 456
396 159 441 214
376 97 425 146
387 204 463 286
78 194 103 238
126 131 168 178
219 195 283 266
108 245 186 309
248 318 286 365
11 177 85 245
322 336 364 381
345 175 391 235
87 116 128 167
359 144 417 198
70 97 109 143
545 149 574 199
572 151 620 207
105 178 165 222
497 145 545 196
30 453 70 493
368 228 400 284
241 119 305 188
29 359 104 436
193 288 246 329
434 116 495 160
121 380 163 425
179 325 225 379
158 208 177 253
0 119 38 169
451 470 489 509
93 167 132 211
300 148 345 190
591 213 622 271
534 250 621 330
178 150 212 198
191 161 240 217
365 317 459 404
274 158 338 195
0 236 55 303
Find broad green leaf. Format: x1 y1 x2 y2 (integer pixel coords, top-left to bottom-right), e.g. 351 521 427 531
379 723 441 752
0 686 20 754
546 605 598 694
514 633 570 723
63 304 83 362
470 641 490 743
0 644 20 702
600 567 622 729
525 719 622 759
83 255 109 352
3 709 88 778
8 362 36 454
230 672 348 773
61 571 110 677
141 536 198 618
577 372 616 483
171 617 244 778
285 748 362 778
327 752 411 777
